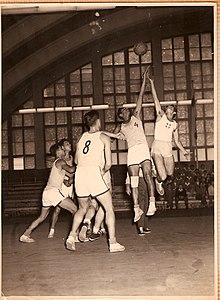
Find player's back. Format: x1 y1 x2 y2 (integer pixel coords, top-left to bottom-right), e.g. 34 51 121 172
77 131 104 168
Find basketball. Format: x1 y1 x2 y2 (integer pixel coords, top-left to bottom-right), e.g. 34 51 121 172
133 42 148 56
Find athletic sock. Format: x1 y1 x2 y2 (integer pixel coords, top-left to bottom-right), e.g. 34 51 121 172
149 196 155 203
83 219 91 226
109 237 117 244
69 231 77 238
93 226 100 234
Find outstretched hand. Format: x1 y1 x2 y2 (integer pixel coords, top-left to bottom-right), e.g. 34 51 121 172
116 132 126 140
184 151 192 160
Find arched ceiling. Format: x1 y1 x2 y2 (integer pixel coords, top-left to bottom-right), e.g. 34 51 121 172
2 6 213 120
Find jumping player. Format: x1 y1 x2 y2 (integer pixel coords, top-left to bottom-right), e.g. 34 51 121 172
19 143 77 243
48 139 75 238
147 68 190 195
104 68 156 222
65 110 125 253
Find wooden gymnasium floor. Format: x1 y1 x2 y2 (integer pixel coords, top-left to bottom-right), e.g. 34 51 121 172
2 211 215 300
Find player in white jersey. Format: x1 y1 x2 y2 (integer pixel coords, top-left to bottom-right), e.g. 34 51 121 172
19 143 77 243
48 139 75 239
104 68 156 222
147 68 190 195
65 110 125 253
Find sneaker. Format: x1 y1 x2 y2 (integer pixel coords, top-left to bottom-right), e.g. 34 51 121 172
146 202 157 216
48 228 54 239
138 228 145 236
19 234 35 243
66 236 76 251
134 207 144 222
143 227 151 234
155 178 164 196
100 228 107 235
109 242 125 253
89 231 101 241
79 225 88 242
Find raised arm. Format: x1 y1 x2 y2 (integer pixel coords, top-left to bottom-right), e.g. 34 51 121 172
56 159 75 176
102 124 126 140
133 68 148 119
147 69 164 118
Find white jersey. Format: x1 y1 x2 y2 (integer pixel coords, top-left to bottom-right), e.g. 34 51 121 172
44 159 66 191
121 116 148 149
154 113 177 142
77 131 104 168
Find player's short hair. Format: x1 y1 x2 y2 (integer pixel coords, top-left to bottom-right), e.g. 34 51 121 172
49 143 60 157
84 110 99 128
117 107 130 119
165 104 177 114
58 138 69 147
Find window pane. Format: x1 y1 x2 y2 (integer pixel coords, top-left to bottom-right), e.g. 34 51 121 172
164 77 174 90
130 67 140 79
13 157 24 170
174 49 185 61
206 133 214 146
144 122 154 135
141 50 152 63
81 65 92 81
70 70 80 82
72 126 82 139
201 33 212 47
189 34 199 47
207 148 214 160
201 47 212 60
43 85 54 97
116 95 126 106
105 110 115 122
2 144 8 156
202 62 213 75
204 104 214 117
174 36 184 48
176 77 186 90
204 90 214 99
164 93 175 101
176 92 187 100
13 143 23 155
205 119 214 132
56 112 67 125
25 142 35 154
178 121 189 134
197 134 205 146
196 120 204 133
44 99 54 107
72 111 82 123
44 113 55 125
24 128 34 141
57 127 68 140
103 68 113 81
70 83 81 95
25 156 35 169
118 152 127 164
130 80 140 93
189 48 200 61
2 158 9 170
104 96 114 105
162 38 172 49
71 98 82 107
103 81 114 94
162 50 173 62
197 148 206 161
118 139 127 150
55 83 66 96
56 99 66 107
45 128 56 141
143 107 155 120
114 52 125 65
129 51 139 64
163 64 174 77
196 105 204 117
12 114 22 127
12 129 23 142
2 129 8 143
23 114 34 126
102 55 113 66
177 106 188 118
83 97 93 106
203 75 213 88
179 133 189 147
82 82 93 94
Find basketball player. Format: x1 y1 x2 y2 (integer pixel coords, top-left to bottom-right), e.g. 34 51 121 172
104 68 156 222
19 143 77 243
147 69 190 195
48 139 75 238
65 110 125 253
125 170 151 236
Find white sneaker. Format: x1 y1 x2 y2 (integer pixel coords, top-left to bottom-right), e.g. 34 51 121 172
146 202 157 216
48 228 54 239
134 207 143 222
155 178 164 196
66 236 76 251
19 234 35 243
79 225 88 242
109 242 125 253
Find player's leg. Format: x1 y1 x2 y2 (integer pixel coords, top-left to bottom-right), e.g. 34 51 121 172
140 159 156 216
152 153 167 195
66 197 89 251
79 198 97 242
137 177 148 236
20 207 50 242
128 164 143 222
59 197 77 214
96 191 125 252
48 206 61 238
89 205 105 241
164 155 175 178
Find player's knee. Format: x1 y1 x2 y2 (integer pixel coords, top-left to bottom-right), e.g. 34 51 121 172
160 173 167 182
130 176 139 188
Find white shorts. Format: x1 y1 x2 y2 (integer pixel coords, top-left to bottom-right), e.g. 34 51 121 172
61 182 73 198
75 166 109 198
151 140 173 158
42 188 65 207
127 143 151 166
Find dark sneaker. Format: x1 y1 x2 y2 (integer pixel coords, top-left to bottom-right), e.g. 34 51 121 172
143 227 151 234
89 231 101 241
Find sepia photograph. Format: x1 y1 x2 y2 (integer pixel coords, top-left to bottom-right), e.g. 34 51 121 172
1 2 217 299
